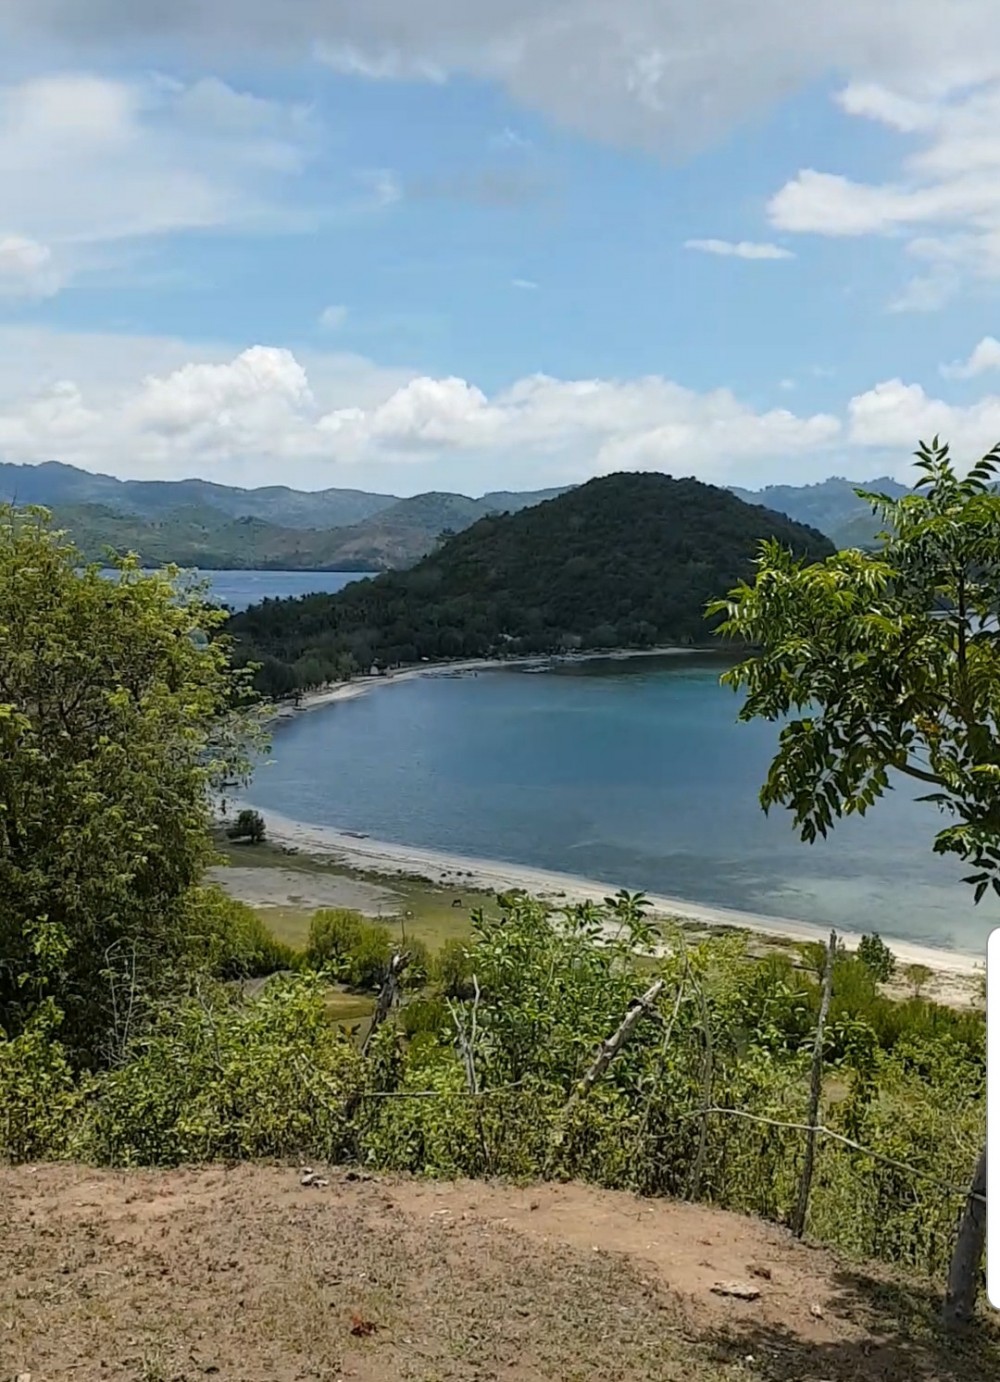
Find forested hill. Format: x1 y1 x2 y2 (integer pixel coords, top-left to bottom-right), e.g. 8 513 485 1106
229 472 835 695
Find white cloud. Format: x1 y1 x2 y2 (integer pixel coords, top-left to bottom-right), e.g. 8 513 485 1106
319 304 349 329
511 277 538 290
0 234 61 297
6 323 1000 494
941 336 1000 378
779 378 797 391
847 378 1000 458
8 1 1000 158
685 238 794 260
0 323 847 491
769 76 1000 307
0 72 318 293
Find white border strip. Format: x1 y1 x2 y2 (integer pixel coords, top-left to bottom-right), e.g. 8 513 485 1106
989 928 999 1308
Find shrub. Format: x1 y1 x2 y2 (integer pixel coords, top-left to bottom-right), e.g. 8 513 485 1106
401 937 431 989
305 909 393 991
306 908 364 969
433 938 477 999
226 808 266 844
0 1004 87 1163
857 932 897 984
185 886 297 978
85 974 363 1166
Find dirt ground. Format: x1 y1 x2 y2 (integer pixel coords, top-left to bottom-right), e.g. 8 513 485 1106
3 1165 996 1382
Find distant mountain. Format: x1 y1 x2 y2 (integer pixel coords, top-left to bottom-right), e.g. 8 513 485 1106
228 472 835 695
0 461 568 570
728 476 911 548
0 460 397 529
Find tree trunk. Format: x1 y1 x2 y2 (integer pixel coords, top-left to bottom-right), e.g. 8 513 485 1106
792 930 836 1238
942 1142 987 1328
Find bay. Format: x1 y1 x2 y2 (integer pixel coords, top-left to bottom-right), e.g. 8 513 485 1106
248 652 998 953
101 568 368 611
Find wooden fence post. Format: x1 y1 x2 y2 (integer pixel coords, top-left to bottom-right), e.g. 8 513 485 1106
792 929 836 1238
943 1141 987 1328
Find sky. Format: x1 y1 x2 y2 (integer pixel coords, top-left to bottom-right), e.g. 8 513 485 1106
4 4 1000 496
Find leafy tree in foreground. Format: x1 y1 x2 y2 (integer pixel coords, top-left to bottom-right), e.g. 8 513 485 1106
709 437 999 1325
0 507 261 1067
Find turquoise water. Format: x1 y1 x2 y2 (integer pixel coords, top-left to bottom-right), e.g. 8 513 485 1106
248 654 998 953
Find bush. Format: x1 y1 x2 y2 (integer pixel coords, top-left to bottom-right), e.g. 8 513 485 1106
305 909 393 991
857 933 896 983
0 1004 87 1163
401 937 430 989
433 938 477 999
85 975 363 1166
186 886 297 979
226 808 266 845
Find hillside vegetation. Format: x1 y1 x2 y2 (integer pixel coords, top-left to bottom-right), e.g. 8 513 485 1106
229 471 835 694
730 476 912 548
2 460 566 570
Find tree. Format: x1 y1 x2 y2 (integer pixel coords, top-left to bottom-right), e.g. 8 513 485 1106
0 507 261 1066
227 808 267 845
857 933 896 983
708 437 1000 1325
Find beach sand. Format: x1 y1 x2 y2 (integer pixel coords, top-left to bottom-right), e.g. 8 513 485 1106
225 803 985 987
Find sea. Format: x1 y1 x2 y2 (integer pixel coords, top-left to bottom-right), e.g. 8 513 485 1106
101 568 369 611
247 651 1000 954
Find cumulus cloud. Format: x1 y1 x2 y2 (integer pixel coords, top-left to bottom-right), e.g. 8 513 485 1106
685 238 794 260
940 336 1000 379
769 76 1000 307
0 324 849 490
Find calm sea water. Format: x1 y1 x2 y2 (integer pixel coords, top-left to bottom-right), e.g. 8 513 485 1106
102 569 368 610
248 654 998 953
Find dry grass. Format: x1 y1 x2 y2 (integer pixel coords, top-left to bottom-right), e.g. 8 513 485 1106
4 1164 998 1382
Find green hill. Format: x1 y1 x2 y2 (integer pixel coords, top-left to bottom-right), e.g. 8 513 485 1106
229 471 835 695
8 462 567 570
728 476 911 548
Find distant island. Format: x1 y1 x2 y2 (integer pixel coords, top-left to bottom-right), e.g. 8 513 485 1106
2 459 901 570
227 471 835 696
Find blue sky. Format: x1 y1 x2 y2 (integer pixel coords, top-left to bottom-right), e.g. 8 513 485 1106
2 2 1000 495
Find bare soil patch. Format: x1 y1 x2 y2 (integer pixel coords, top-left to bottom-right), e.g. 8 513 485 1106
3 1165 995 1382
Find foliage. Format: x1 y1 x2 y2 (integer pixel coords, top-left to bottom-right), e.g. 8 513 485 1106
190 887 297 979
228 473 835 693
710 439 1000 893
858 933 897 983
305 908 393 991
226 807 266 844
433 937 477 998
84 974 363 1166
0 1002 86 1163
0 507 263 1067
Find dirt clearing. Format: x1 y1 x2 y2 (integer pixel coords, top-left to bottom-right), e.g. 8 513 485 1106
2 1165 995 1382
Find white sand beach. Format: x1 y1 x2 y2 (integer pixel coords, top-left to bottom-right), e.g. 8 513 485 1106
226 802 985 981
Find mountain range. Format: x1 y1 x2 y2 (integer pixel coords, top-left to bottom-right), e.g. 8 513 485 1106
0 459 906 568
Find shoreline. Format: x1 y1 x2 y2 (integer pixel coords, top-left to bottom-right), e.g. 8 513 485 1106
229 803 984 977
264 646 710 723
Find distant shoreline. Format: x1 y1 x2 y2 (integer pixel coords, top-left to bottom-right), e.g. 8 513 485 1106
225 802 984 979
265 645 715 724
